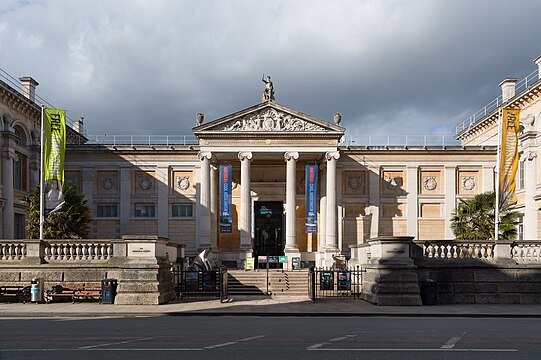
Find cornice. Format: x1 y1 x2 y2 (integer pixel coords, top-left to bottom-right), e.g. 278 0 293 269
0 80 40 119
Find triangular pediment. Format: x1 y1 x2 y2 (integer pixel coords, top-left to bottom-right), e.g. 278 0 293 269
193 102 344 139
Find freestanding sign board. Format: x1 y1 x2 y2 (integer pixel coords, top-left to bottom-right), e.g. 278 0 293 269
337 271 351 290
246 257 255 270
320 271 334 290
292 257 301 270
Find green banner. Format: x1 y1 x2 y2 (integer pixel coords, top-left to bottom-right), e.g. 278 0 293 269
44 108 66 212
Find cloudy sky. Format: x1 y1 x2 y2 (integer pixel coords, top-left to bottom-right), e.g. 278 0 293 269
1 0 540 139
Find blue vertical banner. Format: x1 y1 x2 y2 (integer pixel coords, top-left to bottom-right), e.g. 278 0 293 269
305 164 318 233
220 165 233 233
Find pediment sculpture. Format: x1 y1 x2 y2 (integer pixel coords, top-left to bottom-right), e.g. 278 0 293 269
217 108 326 132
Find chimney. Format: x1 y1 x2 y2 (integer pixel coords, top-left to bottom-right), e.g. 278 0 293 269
535 55 541 80
72 117 84 134
499 78 518 103
18 76 39 103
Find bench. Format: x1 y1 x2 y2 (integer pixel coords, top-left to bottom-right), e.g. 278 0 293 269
0 286 30 303
46 284 102 304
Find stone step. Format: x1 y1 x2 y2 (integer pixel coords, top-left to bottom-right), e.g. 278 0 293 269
227 271 308 296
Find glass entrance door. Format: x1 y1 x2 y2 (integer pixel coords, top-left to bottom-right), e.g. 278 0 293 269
254 201 283 269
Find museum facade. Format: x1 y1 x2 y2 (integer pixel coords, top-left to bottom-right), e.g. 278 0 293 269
1 54 541 268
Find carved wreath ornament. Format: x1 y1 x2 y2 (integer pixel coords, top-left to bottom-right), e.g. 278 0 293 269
138 176 153 191
101 176 116 190
347 175 362 192
461 176 475 191
423 176 437 191
176 176 190 190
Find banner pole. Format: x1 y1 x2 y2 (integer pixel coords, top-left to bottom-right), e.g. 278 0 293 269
495 106 503 242
39 105 45 240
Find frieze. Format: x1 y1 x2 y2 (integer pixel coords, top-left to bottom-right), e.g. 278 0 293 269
137 175 153 191
218 108 326 132
101 176 116 191
461 176 475 191
176 176 190 190
423 176 437 191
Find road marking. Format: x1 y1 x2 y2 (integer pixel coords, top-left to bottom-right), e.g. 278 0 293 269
441 335 464 349
307 348 518 352
307 334 357 350
79 336 155 349
1 348 202 352
204 335 266 349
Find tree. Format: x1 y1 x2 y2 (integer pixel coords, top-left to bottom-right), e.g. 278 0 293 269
451 191 520 241
23 183 91 239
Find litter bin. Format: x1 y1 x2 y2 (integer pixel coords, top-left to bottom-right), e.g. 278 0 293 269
101 279 117 304
420 279 437 305
30 277 44 303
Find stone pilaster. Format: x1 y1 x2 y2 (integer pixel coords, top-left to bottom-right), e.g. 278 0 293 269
444 166 457 239
2 149 14 239
238 151 253 260
368 166 380 239
406 166 418 239
210 164 219 259
119 167 131 235
156 166 169 238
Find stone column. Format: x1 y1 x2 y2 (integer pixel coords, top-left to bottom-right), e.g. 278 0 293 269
323 151 340 265
197 152 212 251
284 152 300 268
238 151 253 260
210 164 219 258
1 149 14 239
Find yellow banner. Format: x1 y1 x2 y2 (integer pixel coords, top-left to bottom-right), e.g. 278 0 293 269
499 108 520 211
44 108 66 212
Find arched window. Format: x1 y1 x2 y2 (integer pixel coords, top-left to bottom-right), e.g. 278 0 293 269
13 125 28 146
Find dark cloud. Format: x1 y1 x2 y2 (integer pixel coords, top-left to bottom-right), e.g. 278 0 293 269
0 0 539 140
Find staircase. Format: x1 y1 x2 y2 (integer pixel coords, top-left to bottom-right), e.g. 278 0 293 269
227 270 308 296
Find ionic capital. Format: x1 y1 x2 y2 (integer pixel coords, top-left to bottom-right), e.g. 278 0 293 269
198 151 212 162
527 151 538 161
284 151 299 162
238 151 253 161
325 151 340 161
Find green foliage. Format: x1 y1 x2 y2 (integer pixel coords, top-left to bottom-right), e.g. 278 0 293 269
23 183 91 239
451 191 520 240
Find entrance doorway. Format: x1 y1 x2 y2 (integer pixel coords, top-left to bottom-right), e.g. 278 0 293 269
254 201 283 269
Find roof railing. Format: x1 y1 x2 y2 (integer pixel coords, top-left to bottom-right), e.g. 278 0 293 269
456 67 540 136
0 67 86 136
339 135 460 147
73 135 199 146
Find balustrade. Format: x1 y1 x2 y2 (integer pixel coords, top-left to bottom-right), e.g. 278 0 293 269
511 242 541 262
0 242 26 260
419 241 495 260
44 241 113 261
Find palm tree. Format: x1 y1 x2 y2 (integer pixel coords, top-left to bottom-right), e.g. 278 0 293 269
451 191 519 240
23 182 91 239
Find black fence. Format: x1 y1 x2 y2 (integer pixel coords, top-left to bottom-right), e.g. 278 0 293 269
173 266 228 302
308 266 365 303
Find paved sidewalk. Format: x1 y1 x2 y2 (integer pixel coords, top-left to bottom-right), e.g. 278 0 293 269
2 296 541 318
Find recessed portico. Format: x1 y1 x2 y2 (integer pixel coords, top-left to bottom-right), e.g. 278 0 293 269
193 101 344 267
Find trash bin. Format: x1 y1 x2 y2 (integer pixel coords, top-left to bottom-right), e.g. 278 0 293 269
101 279 117 304
30 277 44 303
420 279 437 305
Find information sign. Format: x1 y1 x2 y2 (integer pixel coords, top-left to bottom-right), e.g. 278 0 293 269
258 256 267 263
278 256 288 263
246 257 255 270
337 271 351 290
268 256 278 264
292 257 301 270
320 271 334 290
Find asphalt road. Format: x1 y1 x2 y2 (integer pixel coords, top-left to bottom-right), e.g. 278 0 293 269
0 315 540 360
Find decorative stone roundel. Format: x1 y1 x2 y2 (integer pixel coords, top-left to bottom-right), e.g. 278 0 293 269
138 176 153 191
176 176 190 190
101 176 116 190
384 175 398 190
347 176 362 192
461 176 475 191
65 176 78 186
423 176 437 191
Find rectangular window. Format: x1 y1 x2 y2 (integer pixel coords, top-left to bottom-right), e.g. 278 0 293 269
518 215 524 241
13 156 27 191
97 204 118 218
135 203 156 218
519 159 525 190
14 213 25 239
172 203 193 218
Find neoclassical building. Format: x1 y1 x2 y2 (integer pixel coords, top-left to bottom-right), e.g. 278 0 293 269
1 54 540 268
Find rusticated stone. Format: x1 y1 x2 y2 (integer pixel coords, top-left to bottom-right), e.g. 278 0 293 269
519 294 541 304
475 293 520 304
474 270 517 282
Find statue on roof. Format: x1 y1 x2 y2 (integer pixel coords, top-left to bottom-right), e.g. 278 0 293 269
261 74 275 102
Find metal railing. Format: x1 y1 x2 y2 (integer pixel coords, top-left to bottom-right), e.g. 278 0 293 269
456 67 541 136
340 135 460 147
308 266 364 303
0 67 86 136
173 266 228 302
73 134 199 146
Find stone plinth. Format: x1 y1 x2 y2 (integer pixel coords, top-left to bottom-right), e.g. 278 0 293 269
359 236 422 306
